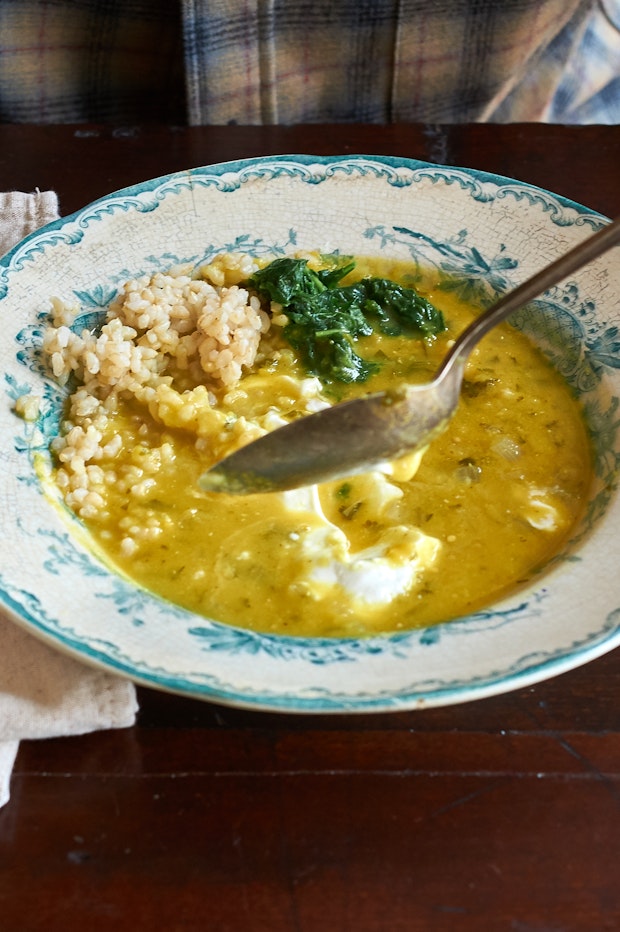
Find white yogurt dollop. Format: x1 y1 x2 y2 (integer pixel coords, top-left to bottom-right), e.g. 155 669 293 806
282 477 441 610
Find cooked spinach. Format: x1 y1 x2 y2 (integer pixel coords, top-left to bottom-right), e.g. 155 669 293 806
248 257 445 383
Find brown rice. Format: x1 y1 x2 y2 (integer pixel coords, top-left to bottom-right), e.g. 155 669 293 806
42 254 279 527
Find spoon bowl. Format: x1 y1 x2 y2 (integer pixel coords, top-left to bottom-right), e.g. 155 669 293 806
200 215 620 495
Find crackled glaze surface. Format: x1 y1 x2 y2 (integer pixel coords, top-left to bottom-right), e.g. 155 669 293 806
1 155 619 711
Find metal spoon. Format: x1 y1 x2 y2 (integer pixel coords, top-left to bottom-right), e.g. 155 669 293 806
200 216 620 495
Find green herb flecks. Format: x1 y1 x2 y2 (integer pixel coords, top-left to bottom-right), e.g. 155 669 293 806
248 257 445 384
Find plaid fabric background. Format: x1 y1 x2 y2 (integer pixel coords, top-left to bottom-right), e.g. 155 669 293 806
546 0 620 121
0 0 185 123
183 0 591 123
0 0 618 123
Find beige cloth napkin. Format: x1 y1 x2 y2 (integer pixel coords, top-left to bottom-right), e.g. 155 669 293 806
0 191 138 807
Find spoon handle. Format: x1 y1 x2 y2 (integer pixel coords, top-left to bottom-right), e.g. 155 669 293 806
438 214 620 378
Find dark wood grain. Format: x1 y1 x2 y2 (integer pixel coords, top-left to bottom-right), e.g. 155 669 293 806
1 123 618 217
1 123 620 931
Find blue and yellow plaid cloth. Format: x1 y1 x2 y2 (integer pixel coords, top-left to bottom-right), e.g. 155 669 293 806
0 0 618 124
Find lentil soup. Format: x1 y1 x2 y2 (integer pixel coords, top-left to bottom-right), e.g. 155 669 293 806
42 254 593 638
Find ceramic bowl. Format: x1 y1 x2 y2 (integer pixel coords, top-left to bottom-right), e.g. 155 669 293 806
1 154 619 711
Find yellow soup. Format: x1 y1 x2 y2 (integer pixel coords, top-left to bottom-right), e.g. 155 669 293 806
46 255 593 638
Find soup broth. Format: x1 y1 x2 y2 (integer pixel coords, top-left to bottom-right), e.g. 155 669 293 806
47 255 593 637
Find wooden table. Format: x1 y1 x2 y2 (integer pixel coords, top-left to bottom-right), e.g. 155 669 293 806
1 123 620 931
